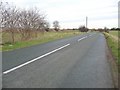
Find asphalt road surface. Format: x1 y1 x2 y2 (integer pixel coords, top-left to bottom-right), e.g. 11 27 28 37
2 32 114 88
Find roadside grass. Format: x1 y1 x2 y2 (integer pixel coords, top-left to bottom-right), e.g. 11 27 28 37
2 30 81 51
104 31 120 71
109 31 118 36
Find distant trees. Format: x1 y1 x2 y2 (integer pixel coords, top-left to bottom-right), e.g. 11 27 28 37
78 26 88 32
89 27 120 32
111 28 120 31
53 20 60 31
104 27 109 33
1 2 49 43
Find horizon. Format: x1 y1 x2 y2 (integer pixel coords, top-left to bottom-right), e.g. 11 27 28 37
2 0 119 29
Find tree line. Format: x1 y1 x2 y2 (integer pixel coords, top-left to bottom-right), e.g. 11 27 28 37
0 2 51 43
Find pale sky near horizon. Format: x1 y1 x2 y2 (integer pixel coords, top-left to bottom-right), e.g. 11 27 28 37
2 0 119 29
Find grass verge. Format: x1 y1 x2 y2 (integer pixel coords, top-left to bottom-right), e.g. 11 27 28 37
104 31 119 72
104 31 119 88
2 30 81 51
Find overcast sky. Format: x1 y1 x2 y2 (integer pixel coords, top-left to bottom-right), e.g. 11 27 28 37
3 0 119 29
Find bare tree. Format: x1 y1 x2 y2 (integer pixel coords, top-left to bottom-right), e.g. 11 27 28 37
0 2 19 43
7 7 19 43
0 2 10 30
17 8 48 40
53 20 60 31
1 2 49 43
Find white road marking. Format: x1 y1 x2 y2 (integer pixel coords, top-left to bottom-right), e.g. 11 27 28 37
89 33 96 37
3 44 70 74
78 33 96 42
89 35 92 37
78 36 87 42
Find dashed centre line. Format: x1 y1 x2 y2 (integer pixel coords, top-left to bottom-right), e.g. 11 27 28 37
78 36 87 42
78 33 95 42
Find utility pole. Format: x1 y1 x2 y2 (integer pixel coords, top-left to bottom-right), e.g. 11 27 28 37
86 16 88 28
118 1 120 28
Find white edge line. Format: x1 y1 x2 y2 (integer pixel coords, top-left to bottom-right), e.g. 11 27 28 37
3 43 70 75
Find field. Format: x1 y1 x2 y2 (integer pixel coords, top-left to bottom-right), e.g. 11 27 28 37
1 30 81 51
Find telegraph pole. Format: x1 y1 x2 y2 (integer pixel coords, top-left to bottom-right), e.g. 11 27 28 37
118 1 120 28
86 16 88 28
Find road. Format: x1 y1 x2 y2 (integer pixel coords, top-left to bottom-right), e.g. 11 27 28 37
2 32 114 88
